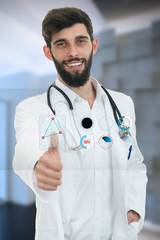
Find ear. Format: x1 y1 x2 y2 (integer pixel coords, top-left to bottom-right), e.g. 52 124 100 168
43 46 53 61
92 38 98 55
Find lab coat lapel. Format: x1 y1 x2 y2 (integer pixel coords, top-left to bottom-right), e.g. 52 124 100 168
103 93 129 238
103 93 128 172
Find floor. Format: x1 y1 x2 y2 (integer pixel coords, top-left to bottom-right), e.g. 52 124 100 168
0 203 160 240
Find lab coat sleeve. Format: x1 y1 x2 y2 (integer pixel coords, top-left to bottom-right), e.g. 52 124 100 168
13 98 61 202
125 97 148 232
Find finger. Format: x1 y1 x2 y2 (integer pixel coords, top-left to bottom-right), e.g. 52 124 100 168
49 131 59 149
47 157 62 171
37 174 61 187
41 168 62 180
35 160 63 173
37 182 58 191
36 159 62 173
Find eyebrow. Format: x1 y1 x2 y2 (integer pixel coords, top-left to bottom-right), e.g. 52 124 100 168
53 35 89 45
75 35 89 40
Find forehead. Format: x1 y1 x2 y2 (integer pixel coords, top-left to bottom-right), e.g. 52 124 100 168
51 23 90 42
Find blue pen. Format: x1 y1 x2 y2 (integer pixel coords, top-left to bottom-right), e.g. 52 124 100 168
128 145 132 160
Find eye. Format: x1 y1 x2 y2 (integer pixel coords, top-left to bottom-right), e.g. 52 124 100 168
56 42 65 47
78 39 86 44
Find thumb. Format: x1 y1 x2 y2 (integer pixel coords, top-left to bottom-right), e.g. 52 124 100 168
49 131 59 150
48 131 62 168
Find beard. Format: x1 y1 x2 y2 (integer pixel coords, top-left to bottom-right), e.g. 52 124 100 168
50 51 93 87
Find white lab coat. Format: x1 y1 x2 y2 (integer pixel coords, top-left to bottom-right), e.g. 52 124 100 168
13 80 147 240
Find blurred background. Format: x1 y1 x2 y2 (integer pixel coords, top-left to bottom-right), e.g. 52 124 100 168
0 0 160 239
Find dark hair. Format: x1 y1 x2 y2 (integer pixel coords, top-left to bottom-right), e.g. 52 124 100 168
42 7 93 48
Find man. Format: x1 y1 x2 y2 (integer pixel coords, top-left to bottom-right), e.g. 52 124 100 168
13 7 147 240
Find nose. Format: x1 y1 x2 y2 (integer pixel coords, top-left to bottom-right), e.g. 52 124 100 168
67 43 79 58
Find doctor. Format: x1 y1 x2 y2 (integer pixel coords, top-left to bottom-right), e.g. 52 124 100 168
13 7 147 240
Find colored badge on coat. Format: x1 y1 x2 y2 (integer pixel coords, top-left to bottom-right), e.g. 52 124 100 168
98 135 113 149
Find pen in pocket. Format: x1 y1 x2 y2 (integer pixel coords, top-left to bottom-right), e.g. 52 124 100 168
128 145 132 160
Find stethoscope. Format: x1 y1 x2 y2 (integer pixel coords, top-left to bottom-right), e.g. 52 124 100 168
47 82 131 151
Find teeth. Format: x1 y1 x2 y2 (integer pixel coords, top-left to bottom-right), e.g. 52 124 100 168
68 62 82 67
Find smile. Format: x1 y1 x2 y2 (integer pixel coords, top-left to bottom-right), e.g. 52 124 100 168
65 60 84 67
64 60 84 71
68 62 82 67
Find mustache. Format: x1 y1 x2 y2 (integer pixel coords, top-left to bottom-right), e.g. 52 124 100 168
62 58 86 64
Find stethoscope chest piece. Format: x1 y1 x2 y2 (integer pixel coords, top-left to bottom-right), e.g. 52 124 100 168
119 126 131 142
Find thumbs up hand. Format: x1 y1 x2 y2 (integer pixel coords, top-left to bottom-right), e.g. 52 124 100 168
34 132 62 191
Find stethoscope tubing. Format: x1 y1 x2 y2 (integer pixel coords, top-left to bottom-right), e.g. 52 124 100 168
46 82 132 151
47 83 122 126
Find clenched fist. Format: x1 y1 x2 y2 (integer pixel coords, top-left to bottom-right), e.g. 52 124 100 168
34 133 62 191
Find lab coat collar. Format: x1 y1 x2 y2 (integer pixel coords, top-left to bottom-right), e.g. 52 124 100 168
91 77 106 106
50 77 106 107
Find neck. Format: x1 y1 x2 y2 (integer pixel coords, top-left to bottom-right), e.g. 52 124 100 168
58 75 96 109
